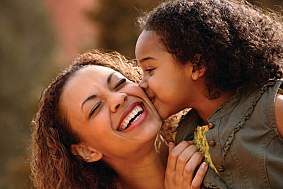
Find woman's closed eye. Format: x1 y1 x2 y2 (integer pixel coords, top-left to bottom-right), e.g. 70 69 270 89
114 78 126 90
88 101 103 119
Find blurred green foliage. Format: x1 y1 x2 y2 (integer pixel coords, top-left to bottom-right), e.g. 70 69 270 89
88 0 161 58
0 0 56 188
90 0 282 58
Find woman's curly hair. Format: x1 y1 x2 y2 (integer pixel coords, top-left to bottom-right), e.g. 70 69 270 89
138 0 283 97
31 50 143 189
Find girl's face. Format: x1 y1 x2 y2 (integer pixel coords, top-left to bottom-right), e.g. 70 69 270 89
135 30 194 119
60 65 162 162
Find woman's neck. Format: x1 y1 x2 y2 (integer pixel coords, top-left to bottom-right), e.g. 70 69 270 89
108 147 165 189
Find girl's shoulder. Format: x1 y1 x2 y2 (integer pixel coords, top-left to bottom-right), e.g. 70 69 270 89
275 83 283 137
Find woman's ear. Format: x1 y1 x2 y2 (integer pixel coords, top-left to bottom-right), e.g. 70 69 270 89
71 143 103 162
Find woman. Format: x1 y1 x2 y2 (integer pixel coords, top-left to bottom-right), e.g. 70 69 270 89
31 50 207 189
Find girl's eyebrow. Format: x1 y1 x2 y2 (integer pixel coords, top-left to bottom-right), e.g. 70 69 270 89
138 57 155 64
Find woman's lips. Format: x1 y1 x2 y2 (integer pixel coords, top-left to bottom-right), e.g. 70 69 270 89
117 102 147 132
121 109 147 132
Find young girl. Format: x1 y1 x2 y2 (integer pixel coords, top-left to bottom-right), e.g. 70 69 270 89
31 50 207 189
135 0 283 188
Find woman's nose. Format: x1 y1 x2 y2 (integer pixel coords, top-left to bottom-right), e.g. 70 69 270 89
109 92 127 112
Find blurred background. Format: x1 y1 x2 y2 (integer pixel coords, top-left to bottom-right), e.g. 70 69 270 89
0 0 281 188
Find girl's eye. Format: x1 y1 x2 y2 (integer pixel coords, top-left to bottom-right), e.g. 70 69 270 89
145 68 155 75
114 78 126 90
88 101 102 119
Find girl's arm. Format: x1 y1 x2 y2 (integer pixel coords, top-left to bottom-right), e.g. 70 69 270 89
275 94 283 137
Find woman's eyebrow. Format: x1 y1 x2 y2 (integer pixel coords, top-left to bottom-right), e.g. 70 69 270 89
107 72 115 88
81 72 115 111
81 94 97 110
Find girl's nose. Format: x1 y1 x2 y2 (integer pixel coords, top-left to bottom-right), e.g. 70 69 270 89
139 78 148 89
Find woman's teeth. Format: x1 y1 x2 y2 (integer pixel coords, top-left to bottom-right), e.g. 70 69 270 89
119 105 143 131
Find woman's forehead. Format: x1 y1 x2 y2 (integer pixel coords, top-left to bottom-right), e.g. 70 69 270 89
77 65 119 76
71 65 125 82
65 66 127 92
60 66 123 111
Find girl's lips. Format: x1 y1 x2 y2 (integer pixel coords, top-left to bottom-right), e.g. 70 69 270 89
149 96 155 104
144 88 155 102
117 102 143 131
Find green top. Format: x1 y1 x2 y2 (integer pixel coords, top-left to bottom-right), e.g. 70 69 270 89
176 80 283 189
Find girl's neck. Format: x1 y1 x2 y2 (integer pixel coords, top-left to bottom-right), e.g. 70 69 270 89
192 90 235 121
108 147 165 189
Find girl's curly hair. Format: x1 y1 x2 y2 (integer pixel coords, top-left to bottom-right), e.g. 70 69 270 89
31 50 142 189
138 0 283 97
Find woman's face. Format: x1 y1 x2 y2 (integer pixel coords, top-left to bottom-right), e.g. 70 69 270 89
60 65 162 161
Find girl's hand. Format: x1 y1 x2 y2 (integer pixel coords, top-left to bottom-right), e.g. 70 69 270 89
165 141 208 189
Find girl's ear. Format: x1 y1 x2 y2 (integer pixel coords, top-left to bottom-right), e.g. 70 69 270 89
191 54 206 80
184 54 206 81
191 65 206 80
71 143 103 162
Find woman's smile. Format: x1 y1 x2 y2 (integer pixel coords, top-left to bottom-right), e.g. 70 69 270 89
118 102 147 132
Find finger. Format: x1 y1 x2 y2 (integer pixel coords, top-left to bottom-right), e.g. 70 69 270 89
166 141 190 173
183 152 204 187
175 145 197 179
166 142 175 168
172 142 194 186
191 162 208 189
168 142 175 152
165 144 176 189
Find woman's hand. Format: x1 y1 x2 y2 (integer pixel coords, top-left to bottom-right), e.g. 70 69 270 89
165 141 208 189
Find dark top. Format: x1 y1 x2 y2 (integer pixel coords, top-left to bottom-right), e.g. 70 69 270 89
176 80 283 189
